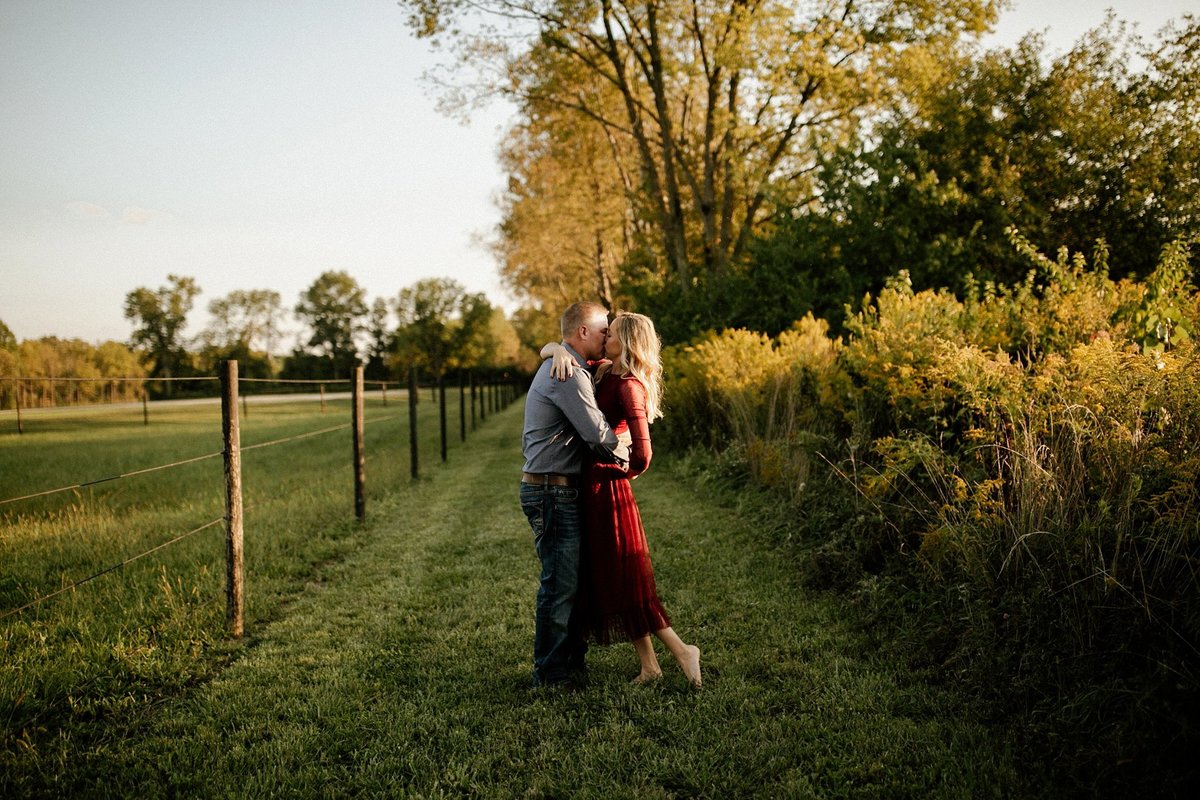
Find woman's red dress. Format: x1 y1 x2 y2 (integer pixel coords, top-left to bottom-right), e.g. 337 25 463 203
581 370 671 644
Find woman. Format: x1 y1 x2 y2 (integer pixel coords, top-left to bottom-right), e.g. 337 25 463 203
543 312 702 687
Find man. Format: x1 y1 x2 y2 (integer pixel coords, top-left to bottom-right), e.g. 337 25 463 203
520 301 628 689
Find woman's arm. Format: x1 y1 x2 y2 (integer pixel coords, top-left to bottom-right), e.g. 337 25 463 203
539 342 575 381
620 378 653 478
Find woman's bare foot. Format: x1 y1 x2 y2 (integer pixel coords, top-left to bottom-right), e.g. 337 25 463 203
679 645 702 688
631 670 663 685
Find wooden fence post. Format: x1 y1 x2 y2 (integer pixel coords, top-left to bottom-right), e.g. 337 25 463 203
408 365 419 480
142 389 149 426
459 372 466 442
352 366 365 522
220 360 245 639
381 382 388 407
470 372 477 430
320 383 326 413
15 379 23 435
438 372 447 463
479 374 487 422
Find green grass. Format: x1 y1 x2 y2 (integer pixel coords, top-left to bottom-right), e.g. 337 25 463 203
4 397 1029 797
0 389 475 786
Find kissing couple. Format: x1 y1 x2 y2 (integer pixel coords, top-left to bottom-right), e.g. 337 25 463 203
519 301 702 691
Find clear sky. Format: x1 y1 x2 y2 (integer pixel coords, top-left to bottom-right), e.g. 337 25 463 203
1 0 1196 347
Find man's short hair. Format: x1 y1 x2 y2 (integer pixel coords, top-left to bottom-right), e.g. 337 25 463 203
560 301 608 340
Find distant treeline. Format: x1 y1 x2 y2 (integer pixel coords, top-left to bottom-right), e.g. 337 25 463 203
1 272 541 405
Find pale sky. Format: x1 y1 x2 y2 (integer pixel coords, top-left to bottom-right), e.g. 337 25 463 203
1 0 1197 346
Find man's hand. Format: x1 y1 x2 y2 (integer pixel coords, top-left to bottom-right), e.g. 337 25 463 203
617 430 633 475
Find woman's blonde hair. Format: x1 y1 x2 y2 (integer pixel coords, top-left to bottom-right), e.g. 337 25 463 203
610 312 664 423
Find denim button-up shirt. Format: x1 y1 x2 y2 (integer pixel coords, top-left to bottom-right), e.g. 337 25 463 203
521 342 628 475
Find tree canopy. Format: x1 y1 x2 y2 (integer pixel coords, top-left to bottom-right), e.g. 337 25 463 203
401 0 1000 327
123 274 200 381
197 289 284 377
391 278 496 376
0 319 16 353
401 3 1198 344
293 271 369 379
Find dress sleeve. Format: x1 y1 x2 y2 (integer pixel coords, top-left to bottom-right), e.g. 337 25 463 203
620 377 653 478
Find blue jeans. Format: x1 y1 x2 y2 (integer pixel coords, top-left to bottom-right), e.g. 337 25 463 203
520 482 588 686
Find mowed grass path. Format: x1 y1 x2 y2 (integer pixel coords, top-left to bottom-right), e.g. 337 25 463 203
40 402 1017 798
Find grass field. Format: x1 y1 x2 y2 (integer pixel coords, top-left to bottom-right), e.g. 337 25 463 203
0 389 475 786
2 395 1035 797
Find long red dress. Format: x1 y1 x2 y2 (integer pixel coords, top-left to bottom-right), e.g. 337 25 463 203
580 369 671 644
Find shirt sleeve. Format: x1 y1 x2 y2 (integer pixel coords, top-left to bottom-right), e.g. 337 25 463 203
551 370 629 465
619 377 653 478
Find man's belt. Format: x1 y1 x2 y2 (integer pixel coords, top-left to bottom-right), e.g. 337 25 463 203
521 472 574 486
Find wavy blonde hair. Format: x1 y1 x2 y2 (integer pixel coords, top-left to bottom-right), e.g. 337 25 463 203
610 312 664 423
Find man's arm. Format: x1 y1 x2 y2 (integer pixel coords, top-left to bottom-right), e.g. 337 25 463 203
552 372 629 466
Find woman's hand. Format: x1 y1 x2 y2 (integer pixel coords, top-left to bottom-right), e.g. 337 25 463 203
539 342 574 381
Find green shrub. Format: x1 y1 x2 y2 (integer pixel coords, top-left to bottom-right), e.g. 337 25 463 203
661 232 1199 790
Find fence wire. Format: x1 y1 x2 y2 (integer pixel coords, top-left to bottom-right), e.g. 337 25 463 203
0 408 405 509
0 411 410 620
0 450 225 507
0 516 225 621
1 368 507 625
0 376 220 383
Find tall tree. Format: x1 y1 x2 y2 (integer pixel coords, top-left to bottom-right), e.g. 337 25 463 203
391 278 495 376
203 289 284 354
487 307 540 372
756 15 1200 325
123 274 200 383
199 289 284 377
294 271 368 379
0 319 16 353
364 297 393 381
495 81 642 315
401 0 999 299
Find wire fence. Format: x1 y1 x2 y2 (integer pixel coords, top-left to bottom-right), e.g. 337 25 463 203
0 517 226 622
0 449 225 507
0 362 524 634
0 370 502 431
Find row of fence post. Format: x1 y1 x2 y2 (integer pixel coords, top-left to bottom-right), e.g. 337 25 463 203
4 369 521 436
217 360 521 637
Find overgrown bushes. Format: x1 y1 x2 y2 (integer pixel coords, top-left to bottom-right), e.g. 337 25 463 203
662 230 1199 792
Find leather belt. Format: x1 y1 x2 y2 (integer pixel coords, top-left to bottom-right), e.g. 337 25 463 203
521 472 574 487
